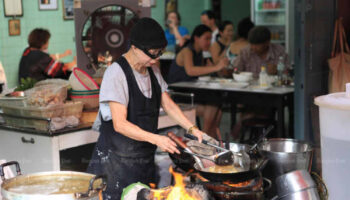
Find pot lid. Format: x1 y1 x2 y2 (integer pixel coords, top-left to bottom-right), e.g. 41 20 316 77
314 83 350 110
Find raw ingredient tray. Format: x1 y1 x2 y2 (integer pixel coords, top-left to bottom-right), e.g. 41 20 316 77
0 101 83 118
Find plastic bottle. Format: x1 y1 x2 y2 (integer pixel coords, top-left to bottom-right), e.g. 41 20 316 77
277 56 284 86
259 66 268 87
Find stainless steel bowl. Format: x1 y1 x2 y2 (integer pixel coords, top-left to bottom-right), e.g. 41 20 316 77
229 142 251 152
258 138 313 198
275 170 317 197
258 138 313 178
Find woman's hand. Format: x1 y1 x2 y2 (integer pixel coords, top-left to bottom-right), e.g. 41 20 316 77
215 57 229 71
168 20 177 30
154 135 180 154
191 128 205 143
64 49 72 56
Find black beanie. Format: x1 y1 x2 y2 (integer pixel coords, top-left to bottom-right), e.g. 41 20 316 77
130 17 167 49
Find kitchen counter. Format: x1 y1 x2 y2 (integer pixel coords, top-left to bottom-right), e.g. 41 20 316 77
0 106 195 174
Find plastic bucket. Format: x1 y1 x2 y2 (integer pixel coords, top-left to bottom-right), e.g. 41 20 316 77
314 84 350 199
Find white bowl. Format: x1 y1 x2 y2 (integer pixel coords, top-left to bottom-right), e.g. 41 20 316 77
233 73 252 82
240 72 253 79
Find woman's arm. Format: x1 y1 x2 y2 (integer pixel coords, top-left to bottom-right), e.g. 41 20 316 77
161 92 203 142
62 56 77 71
169 23 188 47
210 42 227 64
109 101 180 154
50 49 72 60
181 48 228 76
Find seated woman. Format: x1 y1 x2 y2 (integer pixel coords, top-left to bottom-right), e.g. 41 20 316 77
167 24 229 140
18 28 76 82
227 17 254 66
210 20 234 77
164 11 190 52
210 21 234 65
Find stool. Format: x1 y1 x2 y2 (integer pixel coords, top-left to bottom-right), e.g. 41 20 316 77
239 118 275 144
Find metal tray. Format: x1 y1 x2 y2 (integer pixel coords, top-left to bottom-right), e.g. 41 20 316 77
1 101 83 118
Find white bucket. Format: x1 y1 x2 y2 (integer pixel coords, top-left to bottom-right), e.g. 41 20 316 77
314 83 350 200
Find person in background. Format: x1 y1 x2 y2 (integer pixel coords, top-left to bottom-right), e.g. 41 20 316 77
210 20 234 65
200 10 219 44
231 26 290 140
233 26 290 78
164 11 190 52
167 24 229 140
87 18 217 200
228 17 254 64
18 28 76 82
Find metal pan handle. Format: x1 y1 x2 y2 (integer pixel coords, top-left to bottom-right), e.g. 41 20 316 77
75 175 107 198
168 132 189 150
0 161 22 181
168 132 205 169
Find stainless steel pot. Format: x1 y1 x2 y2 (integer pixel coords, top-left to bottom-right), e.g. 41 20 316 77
258 138 313 178
228 142 251 152
258 138 313 198
0 161 106 200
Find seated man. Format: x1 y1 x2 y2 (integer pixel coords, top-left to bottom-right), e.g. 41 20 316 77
233 26 290 78
231 26 290 141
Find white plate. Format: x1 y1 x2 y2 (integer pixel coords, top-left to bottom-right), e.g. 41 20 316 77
221 82 249 88
198 76 211 81
207 82 221 87
250 85 271 91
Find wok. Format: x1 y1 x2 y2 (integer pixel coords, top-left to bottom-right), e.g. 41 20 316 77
193 157 268 183
167 137 268 183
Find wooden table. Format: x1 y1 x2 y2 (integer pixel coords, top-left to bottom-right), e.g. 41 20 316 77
169 80 294 138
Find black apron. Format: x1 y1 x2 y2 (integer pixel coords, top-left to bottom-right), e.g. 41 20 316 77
87 56 161 200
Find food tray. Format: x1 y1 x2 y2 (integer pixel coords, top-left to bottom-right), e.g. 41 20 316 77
0 96 28 107
1 113 50 131
1 101 83 118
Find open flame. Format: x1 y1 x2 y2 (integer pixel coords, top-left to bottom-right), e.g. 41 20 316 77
150 167 201 200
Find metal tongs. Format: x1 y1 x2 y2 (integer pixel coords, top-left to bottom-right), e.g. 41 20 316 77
168 132 234 169
184 133 248 169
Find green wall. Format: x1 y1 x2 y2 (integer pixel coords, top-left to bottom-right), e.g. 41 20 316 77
151 0 211 34
221 0 251 36
0 0 248 88
0 0 76 88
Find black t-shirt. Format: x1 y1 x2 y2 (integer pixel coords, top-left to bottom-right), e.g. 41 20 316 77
18 47 70 83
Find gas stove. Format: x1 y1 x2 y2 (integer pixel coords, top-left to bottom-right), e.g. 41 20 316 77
168 166 270 200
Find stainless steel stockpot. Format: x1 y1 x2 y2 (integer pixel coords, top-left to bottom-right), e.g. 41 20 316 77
0 161 106 200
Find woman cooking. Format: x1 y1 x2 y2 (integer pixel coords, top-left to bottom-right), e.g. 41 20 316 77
87 18 214 200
